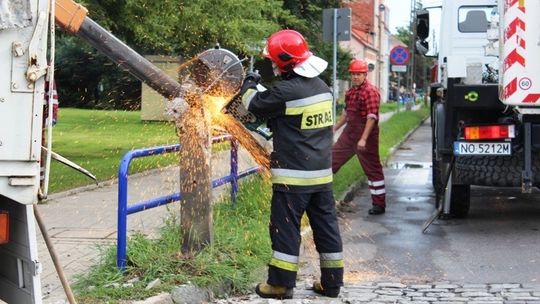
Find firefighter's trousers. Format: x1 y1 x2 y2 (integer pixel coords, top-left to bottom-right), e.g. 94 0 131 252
332 121 386 207
267 190 344 289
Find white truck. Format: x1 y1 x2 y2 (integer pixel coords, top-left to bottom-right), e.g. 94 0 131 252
0 1 50 303
417 0 540 218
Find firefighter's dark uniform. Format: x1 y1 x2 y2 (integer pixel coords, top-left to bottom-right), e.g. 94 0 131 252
242 73 344 289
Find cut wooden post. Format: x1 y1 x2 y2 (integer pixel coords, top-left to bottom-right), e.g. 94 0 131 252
174 93 213 254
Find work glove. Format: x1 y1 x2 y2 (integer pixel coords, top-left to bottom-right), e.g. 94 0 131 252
245 71 261 84
240 71 261 95
246 120 273 140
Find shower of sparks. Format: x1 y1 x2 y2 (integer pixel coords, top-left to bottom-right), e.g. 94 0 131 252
177 56 199 74
202 92 271 174
173 57 271 177
219 115 271 173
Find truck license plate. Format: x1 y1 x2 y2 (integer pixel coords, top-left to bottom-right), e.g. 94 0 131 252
453 142 511 155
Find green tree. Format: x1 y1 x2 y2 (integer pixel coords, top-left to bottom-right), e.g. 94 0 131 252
278 0 353 83
55 0 290 108
395 26 411 45
54 0 353 109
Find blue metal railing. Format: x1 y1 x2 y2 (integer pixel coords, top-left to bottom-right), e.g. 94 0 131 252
117 134 261 270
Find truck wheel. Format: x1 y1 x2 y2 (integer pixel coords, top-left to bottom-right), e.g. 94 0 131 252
454 153 540 187
450 184 470 218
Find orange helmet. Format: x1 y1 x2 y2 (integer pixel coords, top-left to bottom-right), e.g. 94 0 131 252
263 30 312 73
349 59 369 73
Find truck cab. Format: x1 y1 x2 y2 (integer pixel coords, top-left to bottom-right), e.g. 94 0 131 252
417 0 540 217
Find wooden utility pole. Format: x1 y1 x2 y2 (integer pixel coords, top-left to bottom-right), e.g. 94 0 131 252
175 92 213 254
171 48 245 255
171 49 242 254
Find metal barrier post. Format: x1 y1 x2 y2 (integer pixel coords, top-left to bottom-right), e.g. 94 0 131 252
117 152 132 270
116 145 179 270
116 137 261 270
230 139 239 205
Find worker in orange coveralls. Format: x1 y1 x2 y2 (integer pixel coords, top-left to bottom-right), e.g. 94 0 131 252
332 59 386 215
239 29 344 299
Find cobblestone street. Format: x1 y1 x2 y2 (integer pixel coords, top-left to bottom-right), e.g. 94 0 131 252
214 282 540 304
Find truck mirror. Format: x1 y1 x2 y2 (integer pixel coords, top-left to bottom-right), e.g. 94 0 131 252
414 6 440 57
416 40 429 55
416 10 429 40
415 9 430 55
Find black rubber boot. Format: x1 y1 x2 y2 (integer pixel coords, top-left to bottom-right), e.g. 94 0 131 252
368 205 385 215
312 281 340 298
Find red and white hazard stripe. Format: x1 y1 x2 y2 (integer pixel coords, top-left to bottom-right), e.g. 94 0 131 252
43 80 59 126
501 0 540 105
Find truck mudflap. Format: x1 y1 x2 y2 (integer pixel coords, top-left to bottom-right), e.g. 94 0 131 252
0 197 42 304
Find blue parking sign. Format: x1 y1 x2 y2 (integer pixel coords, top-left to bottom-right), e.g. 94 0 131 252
389 46 410 65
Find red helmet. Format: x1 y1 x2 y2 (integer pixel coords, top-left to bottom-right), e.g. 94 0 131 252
349 59 369 73
263 29 312 73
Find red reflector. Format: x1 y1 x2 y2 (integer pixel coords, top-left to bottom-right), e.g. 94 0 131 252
0 211 9 244
464 125 515 140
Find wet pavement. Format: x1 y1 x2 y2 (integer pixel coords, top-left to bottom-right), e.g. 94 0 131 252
216 118 540 303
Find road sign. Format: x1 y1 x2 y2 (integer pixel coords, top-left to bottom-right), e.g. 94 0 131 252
392 65 407 72
323 8 352 42
389 46 410 65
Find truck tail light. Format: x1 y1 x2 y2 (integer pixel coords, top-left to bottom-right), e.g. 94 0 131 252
464 124 515 140
0 211 9 244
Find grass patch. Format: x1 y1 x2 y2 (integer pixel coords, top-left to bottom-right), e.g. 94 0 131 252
49 108 178 193
379 102 398 113
48 108 232 193
73 177 272 302
332 105 429 198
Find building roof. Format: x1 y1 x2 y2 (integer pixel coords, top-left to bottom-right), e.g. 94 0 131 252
344 0 375 48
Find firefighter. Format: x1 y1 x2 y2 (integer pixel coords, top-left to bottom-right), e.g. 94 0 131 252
332 59 386 215
239 29 343 299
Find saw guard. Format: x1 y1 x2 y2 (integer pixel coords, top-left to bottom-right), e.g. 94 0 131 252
190 48 244 98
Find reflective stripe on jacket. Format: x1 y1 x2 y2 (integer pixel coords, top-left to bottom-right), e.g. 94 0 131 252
243 74 333 192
